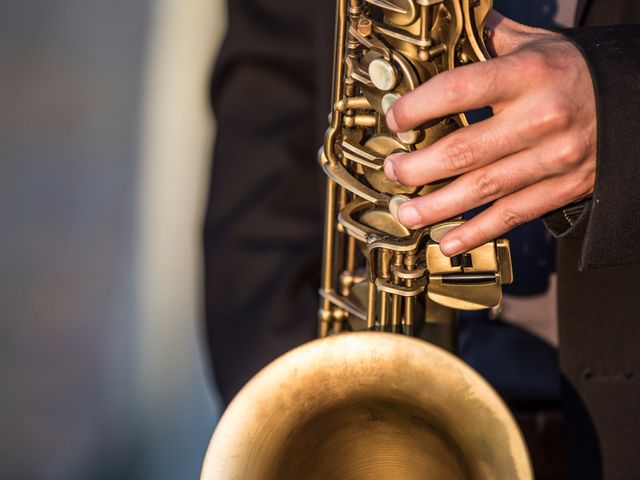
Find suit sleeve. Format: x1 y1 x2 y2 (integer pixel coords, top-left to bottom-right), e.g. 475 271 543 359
203 0 330 402
544 25 640 270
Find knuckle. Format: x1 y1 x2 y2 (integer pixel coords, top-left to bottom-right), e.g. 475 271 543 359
472 172 501 200
440 140 476 172
549 100 574 129
497 206 526 229
520 48 551 73
556 137 585 168
502 52 525 74
534 97 573 132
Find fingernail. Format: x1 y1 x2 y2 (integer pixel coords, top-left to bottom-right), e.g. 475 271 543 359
440 237 465 257
386 108 399 131
389 195 409 223
398 204 422 229
383 157 397 181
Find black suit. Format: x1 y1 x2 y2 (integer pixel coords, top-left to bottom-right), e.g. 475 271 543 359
548 2 640 478
205 1 640 478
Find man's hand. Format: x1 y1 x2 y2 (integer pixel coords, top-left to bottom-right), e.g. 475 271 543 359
383 11 597 257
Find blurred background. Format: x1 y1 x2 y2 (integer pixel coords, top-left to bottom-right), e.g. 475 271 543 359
1 1 225 478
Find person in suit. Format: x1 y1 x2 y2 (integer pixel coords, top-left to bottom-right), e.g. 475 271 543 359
205 1 640 478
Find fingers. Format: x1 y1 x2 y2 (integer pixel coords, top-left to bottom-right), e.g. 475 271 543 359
394 147 548 229
384 110 533 187
386 57 517 132
385 9 543 133
437 175 586 256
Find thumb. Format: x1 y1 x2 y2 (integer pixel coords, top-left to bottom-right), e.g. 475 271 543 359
484 10 531 57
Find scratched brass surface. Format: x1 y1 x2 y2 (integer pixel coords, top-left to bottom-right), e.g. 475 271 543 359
202 333 532 479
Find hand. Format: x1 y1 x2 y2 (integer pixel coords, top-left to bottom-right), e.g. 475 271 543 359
383 11 597 257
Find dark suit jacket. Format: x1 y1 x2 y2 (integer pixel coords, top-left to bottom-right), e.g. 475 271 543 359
544 2 640 478
205 1 640 478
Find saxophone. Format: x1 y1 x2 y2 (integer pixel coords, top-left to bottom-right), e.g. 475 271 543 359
318 0 513 344
201 1 532 478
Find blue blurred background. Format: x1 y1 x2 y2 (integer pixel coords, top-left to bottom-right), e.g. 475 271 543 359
1 1 224 478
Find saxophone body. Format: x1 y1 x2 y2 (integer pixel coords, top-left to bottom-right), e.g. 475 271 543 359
319 0 513 346
201 2 533 478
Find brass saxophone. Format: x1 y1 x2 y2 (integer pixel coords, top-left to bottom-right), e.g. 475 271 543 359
318 0 513 344
201 1 532 478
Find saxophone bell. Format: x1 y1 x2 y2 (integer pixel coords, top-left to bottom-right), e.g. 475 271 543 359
202 333 532 480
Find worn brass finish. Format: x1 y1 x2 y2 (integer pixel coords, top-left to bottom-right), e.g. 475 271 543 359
318 0 513 340
202 1 531 478
202 334 532 480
